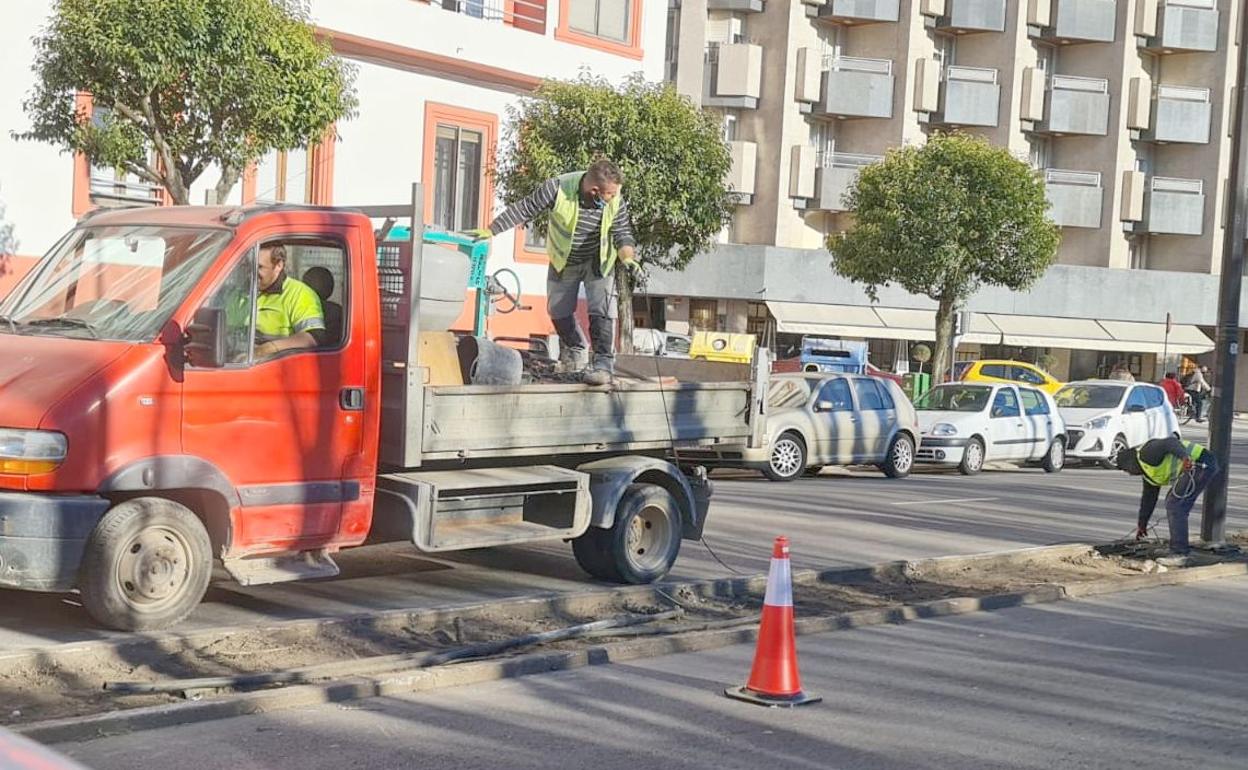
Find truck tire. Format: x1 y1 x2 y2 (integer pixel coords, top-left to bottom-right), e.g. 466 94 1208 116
880 433 915 479
763 432 806 482
600 484 682 585
572 528 619 582
78 497 213 632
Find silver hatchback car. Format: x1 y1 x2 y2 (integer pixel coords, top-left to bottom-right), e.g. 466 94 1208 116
741 373 919 482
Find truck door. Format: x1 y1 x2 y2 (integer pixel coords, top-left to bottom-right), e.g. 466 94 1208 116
181 231 366 555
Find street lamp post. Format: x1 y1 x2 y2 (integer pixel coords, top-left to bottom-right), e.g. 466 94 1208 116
1203 5 1248 545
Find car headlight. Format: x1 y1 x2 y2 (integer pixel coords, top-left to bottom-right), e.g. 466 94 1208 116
1086 415 1112 430
0 429 68 475
930 423 958 436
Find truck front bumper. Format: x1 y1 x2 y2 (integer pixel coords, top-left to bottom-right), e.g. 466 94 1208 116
0 492 110 592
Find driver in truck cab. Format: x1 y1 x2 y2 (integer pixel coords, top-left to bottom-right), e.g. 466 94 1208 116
252 243 325 358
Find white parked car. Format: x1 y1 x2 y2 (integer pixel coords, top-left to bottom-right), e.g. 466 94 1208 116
915 382 1067 475
728 373 919 481
1055 380 1180 468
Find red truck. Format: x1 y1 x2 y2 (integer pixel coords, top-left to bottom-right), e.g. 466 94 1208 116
0 188 766 631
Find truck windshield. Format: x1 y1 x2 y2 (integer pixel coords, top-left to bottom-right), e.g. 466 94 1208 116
914 386 992 412
0 225 229 342
1055 384 1125 409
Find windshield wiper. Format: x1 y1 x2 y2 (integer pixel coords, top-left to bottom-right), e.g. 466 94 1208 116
23 317 99 338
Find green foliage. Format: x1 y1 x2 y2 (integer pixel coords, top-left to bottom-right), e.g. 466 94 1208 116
827 132 1060 376
17 0 357 204
494 73 734 272
911 343 932 364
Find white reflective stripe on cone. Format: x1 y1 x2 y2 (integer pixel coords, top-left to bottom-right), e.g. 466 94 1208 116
762 556 793 607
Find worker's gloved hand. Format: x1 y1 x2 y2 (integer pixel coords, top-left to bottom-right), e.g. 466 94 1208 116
1134 526 1148 541
621 258 642 275
1182 458 1194 472
466 227 493 241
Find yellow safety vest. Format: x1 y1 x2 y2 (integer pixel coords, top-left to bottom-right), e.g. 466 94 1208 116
1138 441 1205 487
546 171 621 275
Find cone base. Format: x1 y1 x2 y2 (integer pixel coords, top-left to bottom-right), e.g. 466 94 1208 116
724 685 822 708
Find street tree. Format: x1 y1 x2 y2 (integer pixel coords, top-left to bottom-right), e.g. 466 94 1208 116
493 73 734 349
17 0 357 205
827 133 1059 379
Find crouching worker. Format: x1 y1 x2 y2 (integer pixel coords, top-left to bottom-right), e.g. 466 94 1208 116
1115 437 1219 559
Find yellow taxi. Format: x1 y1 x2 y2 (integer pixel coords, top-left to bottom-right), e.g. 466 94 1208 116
955 359 1064 394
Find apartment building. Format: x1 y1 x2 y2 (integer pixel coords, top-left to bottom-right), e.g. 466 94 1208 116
0 0 663 339
651 0 1243 389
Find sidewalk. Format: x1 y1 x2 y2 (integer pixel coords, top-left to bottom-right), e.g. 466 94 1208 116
58 576 1248 770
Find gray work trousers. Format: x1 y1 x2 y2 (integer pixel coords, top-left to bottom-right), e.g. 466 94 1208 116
547 261 617 372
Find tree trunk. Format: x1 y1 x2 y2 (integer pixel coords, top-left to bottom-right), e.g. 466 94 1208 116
212 167 241 205
616 267 635 355
159 169 190 205
931 295 958 384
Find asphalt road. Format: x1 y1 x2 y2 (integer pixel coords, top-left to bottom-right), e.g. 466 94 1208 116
58 576 1248 770
2 422 1245 652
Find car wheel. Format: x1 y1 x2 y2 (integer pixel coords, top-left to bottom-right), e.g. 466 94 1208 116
882 434 914 479
763 432 806 482
1041 438 1065 473
1101 434 1128 470
958 437 985 476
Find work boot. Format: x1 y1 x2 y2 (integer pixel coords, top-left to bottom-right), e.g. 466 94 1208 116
556 346 589 374
1156 553 1193 568
582 368 613 387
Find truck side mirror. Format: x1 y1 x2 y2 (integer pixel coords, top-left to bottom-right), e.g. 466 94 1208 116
184 308 226 368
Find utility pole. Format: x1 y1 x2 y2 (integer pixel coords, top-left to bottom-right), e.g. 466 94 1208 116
1203 4 1248 546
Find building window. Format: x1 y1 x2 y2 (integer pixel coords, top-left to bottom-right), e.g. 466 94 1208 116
568 0 630 42
556 0 642 58
85 106 164 208
433 125 484 231
746 301 770 337
432 1 548 33
689 299 718 331
422 103 497 233
254 148 311 204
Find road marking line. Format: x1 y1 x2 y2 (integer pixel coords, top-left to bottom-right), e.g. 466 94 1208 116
890 497 1000 507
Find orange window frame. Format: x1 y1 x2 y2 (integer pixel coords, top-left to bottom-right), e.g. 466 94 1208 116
421 102 498 230
555 0 644 60
514 223 548 264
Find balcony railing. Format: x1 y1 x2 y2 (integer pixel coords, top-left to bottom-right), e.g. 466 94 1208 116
924 0 1008 33
1043 169 1102 228
817 0 901 24
704 42 764 109
89 171 163 207
1029 0 1117 44
1043 74 1111 135
1147 176 1205 235
810 152 882 212
430 0 548 31
1136 0 1219 52
818 56 895 119
1149 85 1213 144
939 65 1001 127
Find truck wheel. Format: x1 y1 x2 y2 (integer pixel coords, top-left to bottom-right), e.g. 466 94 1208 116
881 434 915 479
78 497 212 632
602 484 682 584
572 528 619 582
763 432 806 482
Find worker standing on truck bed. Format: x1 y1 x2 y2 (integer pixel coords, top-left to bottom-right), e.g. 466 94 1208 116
472 159 639 386
1115 437 1219 565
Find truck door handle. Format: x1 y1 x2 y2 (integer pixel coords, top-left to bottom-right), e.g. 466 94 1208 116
339 387 365 411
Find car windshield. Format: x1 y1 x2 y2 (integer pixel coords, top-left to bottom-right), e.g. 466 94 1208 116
666 335 691 355
768 378 814 409
914 385 992 412
1055 384 1125 409
0 225 229 342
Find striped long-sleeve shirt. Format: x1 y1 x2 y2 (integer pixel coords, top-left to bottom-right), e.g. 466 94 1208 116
488 175 636 269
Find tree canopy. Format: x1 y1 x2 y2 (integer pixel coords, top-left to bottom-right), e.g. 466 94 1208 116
18 0 357 205
828 132 1060 378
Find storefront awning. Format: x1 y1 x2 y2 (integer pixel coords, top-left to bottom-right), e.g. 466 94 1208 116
764 302 1215 355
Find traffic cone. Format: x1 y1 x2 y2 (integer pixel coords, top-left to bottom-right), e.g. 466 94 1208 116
725 536 821 707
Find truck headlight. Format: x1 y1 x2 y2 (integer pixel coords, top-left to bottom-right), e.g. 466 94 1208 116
930 423 958 436
1086 416 1112 430
0 429 68 475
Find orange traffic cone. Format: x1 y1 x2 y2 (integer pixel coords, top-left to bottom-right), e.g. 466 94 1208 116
725 536 821 707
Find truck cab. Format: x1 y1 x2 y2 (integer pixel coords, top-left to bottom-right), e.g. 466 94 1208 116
0 197 760 631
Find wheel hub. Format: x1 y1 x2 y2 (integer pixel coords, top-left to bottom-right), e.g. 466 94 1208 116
626 506 672 572
117 528 192 606
771 441 801 476
894 440 913 471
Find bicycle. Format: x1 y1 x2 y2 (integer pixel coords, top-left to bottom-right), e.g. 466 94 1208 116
1174 392 1195 426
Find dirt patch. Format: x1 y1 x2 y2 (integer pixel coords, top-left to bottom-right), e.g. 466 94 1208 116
0 546 1237 727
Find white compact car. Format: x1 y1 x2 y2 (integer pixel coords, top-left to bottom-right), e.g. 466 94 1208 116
915 383 1067 475
1055 380 1180 467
